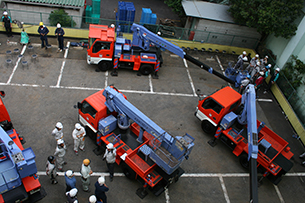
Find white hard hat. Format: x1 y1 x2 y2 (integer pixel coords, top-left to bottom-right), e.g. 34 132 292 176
57 23 61 28
265 56 269 59
276 68 280 72
110 24 115 28
57 139 64 145
89 195 97 203
75 123 81 129
66 170 73 177
243 51 246 55
242 56 248 61
106 143 114 149
255 54 259 58
98 176 105 185
56 122 63 129
256 61 260 65
3 11 8 15
69 188 78 197
157 31 161 35
259 71 264 76
268 64 272 68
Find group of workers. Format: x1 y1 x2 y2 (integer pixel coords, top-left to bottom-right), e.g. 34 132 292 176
2 11 65 52
235 51 280 94
46 122 116 203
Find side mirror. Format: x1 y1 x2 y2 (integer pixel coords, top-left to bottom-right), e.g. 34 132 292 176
196 89 204 101
74 102 82 109
0 91 5 98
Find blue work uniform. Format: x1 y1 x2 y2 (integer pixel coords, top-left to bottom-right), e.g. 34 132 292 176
55 27 65 50
65 173 76 192
2 15 12 37
38 25 49 48
95 181 109 203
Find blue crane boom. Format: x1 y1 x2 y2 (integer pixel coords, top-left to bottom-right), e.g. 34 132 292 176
102 86 195 175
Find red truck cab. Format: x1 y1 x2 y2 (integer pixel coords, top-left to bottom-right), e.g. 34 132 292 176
195 87 241 134
87 24 115 71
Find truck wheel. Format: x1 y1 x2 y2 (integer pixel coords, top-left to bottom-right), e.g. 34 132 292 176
98 61 111 71
239 153 249 169
121 162 136 180
201 121 216 135
140 65 153 75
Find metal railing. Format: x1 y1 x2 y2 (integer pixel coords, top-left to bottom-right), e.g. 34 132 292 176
1 8 259 49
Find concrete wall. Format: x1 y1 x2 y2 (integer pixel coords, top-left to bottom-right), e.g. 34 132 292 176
6 3 83 28
185 18 261 49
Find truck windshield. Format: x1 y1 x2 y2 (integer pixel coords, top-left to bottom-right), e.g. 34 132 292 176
202 98 223 114
92 41 111 53
89 38 97 49
81 100 97 119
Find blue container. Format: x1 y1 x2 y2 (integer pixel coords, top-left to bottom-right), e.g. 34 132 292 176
98 115 117 136
91 14 100 24
140 8 152 24
150 13 157 24
125 2 135 22
92 0 101 15
118 1 126 21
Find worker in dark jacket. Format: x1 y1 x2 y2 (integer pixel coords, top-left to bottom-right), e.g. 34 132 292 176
38 22 50 49
66 188 78 203
95 176 109 203
55 23 65 52
2 11 12 37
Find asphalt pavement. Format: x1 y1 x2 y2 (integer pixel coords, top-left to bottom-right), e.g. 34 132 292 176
0 32 305 203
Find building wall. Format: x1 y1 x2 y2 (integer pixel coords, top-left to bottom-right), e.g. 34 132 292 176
6 3 83 28
189 18 261 49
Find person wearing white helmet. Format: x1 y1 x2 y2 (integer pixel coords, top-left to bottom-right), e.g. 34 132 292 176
65 170 76 192
233 55 248 71
103 143 116 182
246 54 260 72
89 195 103 203
72 123 86 155
264 67 280 94
2 11 12 37
55 23 65 52
250 61 261 83
94 176 109 203
238 51 247 60
54 139 67 171
52 122 64 140
66 188 78 203
239 74 251 94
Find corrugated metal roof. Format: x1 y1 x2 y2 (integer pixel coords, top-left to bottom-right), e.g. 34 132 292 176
182 0 234 23
6 0 85 7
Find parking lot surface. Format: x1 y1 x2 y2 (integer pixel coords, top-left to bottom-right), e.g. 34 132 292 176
1 34 305 203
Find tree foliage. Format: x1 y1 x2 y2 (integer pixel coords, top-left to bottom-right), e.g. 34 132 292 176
282 55 305 89
49 9 76 27
164 0 184 16
228 0 303 39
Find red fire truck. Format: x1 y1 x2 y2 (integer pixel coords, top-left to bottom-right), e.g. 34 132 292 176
195 86 294 185
0 91 45 202
86 24 162 75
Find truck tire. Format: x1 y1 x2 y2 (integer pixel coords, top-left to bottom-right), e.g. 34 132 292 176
98 61 111 71
140 64 153 75
239 153 249 169
121 162 136 180
201 121 216 135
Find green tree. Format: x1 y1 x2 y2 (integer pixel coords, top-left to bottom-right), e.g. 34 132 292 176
164 0 184 16
282 55 305 89
49 9 76 27
228 0 303 39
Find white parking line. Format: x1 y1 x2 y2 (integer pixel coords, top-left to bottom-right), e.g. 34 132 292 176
274 185 285 203
6 45 27 84
105 71 109 88
165 188 170 203
183 58 196 96
219 175 231 203
55 41 70 87
215 55 231 88
149 74 154 93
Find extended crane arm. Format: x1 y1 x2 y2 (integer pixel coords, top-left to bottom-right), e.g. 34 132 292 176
130 23 235 84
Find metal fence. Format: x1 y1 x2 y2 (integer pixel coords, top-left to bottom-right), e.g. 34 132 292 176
263 52 305 128
2 8 259 49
